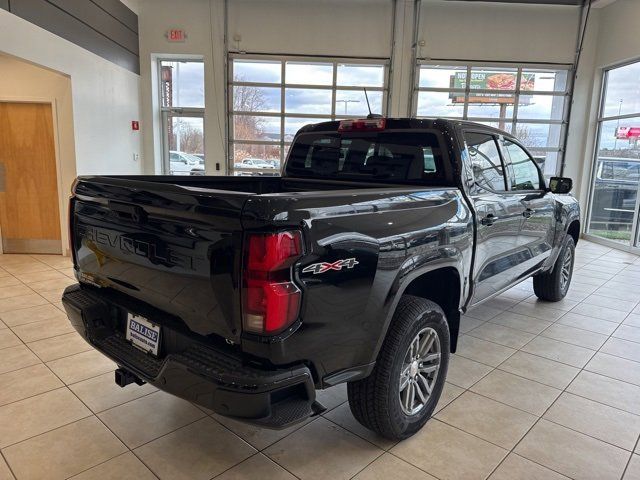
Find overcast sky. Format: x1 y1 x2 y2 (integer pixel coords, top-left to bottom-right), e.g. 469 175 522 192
162 60 205 107
598 62 640 151
164 59 385 117
164 59 639 154
417 66 567 123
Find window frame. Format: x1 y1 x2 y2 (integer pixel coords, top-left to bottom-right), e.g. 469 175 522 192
413 60 572 177
463 129 510 194
228 53 390 175
157 58 206 175
585 58 640 250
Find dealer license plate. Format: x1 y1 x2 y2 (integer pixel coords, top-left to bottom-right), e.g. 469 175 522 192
126 313 161 356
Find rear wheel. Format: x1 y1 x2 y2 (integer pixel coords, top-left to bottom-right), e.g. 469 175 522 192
347 295 449 440
533 235 575 301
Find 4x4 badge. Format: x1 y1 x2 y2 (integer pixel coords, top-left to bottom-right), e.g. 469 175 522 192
302 258 359 274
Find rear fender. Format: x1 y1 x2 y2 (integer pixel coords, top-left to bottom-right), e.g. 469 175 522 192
372 252 465 362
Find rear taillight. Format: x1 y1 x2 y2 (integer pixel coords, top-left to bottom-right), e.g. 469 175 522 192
242 231 303 335
338 118 386 132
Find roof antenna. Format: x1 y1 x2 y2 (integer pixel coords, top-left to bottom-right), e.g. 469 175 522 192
363 88 382 119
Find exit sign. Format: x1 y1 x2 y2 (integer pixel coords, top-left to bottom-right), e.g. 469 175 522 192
166 29 186 42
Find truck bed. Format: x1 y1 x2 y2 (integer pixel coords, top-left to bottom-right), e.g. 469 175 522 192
71 175 461 346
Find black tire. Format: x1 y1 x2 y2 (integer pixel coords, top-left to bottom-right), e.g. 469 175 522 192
533 235 575 301
347 295 450 440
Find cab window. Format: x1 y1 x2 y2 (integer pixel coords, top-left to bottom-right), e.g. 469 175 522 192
502 139 541 191
287 131 446 184
423 147 436 172
464 132 507 193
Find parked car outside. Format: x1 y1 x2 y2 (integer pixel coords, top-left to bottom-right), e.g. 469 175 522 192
240 158 275 169
234 158 280 176
590 157 640 233
169 151 201 175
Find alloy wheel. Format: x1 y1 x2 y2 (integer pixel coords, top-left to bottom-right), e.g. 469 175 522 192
398 326 441 416
560 246 573 293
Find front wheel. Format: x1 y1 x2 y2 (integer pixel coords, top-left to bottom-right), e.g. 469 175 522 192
347 295 449 440
533 235 575 301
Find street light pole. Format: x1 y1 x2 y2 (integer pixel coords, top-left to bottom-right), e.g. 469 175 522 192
614 99 623 150
336 99 360 115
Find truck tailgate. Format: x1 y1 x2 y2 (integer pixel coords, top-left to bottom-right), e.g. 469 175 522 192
70 176 250 341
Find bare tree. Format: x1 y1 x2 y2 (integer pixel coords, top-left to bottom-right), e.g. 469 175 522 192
234 144 280 162
514 125 538 147
233 75 268 112
170 120 204 154
233 75 269 145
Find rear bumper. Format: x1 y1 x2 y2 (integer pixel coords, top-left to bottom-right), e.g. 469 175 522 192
62 284 320 428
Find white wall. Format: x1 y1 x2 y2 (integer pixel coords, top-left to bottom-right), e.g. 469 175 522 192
138 0 226 174
0 53 75 254
137 0 394 174
139 0 592 177
418 1 580 64
0 9 143 254
563 8 600 204
594 0 639 68
140 0 640 223
0 9 142 177
0 54 75 185
228 0 393 58
566 0 640 215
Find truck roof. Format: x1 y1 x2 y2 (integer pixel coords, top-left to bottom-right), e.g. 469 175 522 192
297 117 511 138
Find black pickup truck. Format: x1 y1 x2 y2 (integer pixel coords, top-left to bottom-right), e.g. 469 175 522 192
62 118 580 440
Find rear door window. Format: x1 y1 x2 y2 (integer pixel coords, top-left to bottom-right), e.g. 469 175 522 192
464 132 507 193
286 131 446 184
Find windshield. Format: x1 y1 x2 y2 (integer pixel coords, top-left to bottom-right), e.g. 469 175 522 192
285 131 446 184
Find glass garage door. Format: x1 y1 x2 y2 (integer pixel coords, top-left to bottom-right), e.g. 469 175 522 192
228 55 389 176
586 61 640 247
413 62 571 178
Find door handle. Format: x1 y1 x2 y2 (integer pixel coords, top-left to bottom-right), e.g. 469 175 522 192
481 213 499 226
522 208 535 218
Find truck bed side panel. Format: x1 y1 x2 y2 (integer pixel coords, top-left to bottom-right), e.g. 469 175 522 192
242 187 473 379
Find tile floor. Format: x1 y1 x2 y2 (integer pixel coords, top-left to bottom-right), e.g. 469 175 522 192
0 241 639 479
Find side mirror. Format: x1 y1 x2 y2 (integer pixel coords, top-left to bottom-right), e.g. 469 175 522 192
549 176 572 194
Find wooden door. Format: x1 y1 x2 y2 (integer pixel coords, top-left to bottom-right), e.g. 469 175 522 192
0 102 61 254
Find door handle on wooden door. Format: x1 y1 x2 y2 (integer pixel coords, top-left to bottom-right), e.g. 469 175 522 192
0 163 5 193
